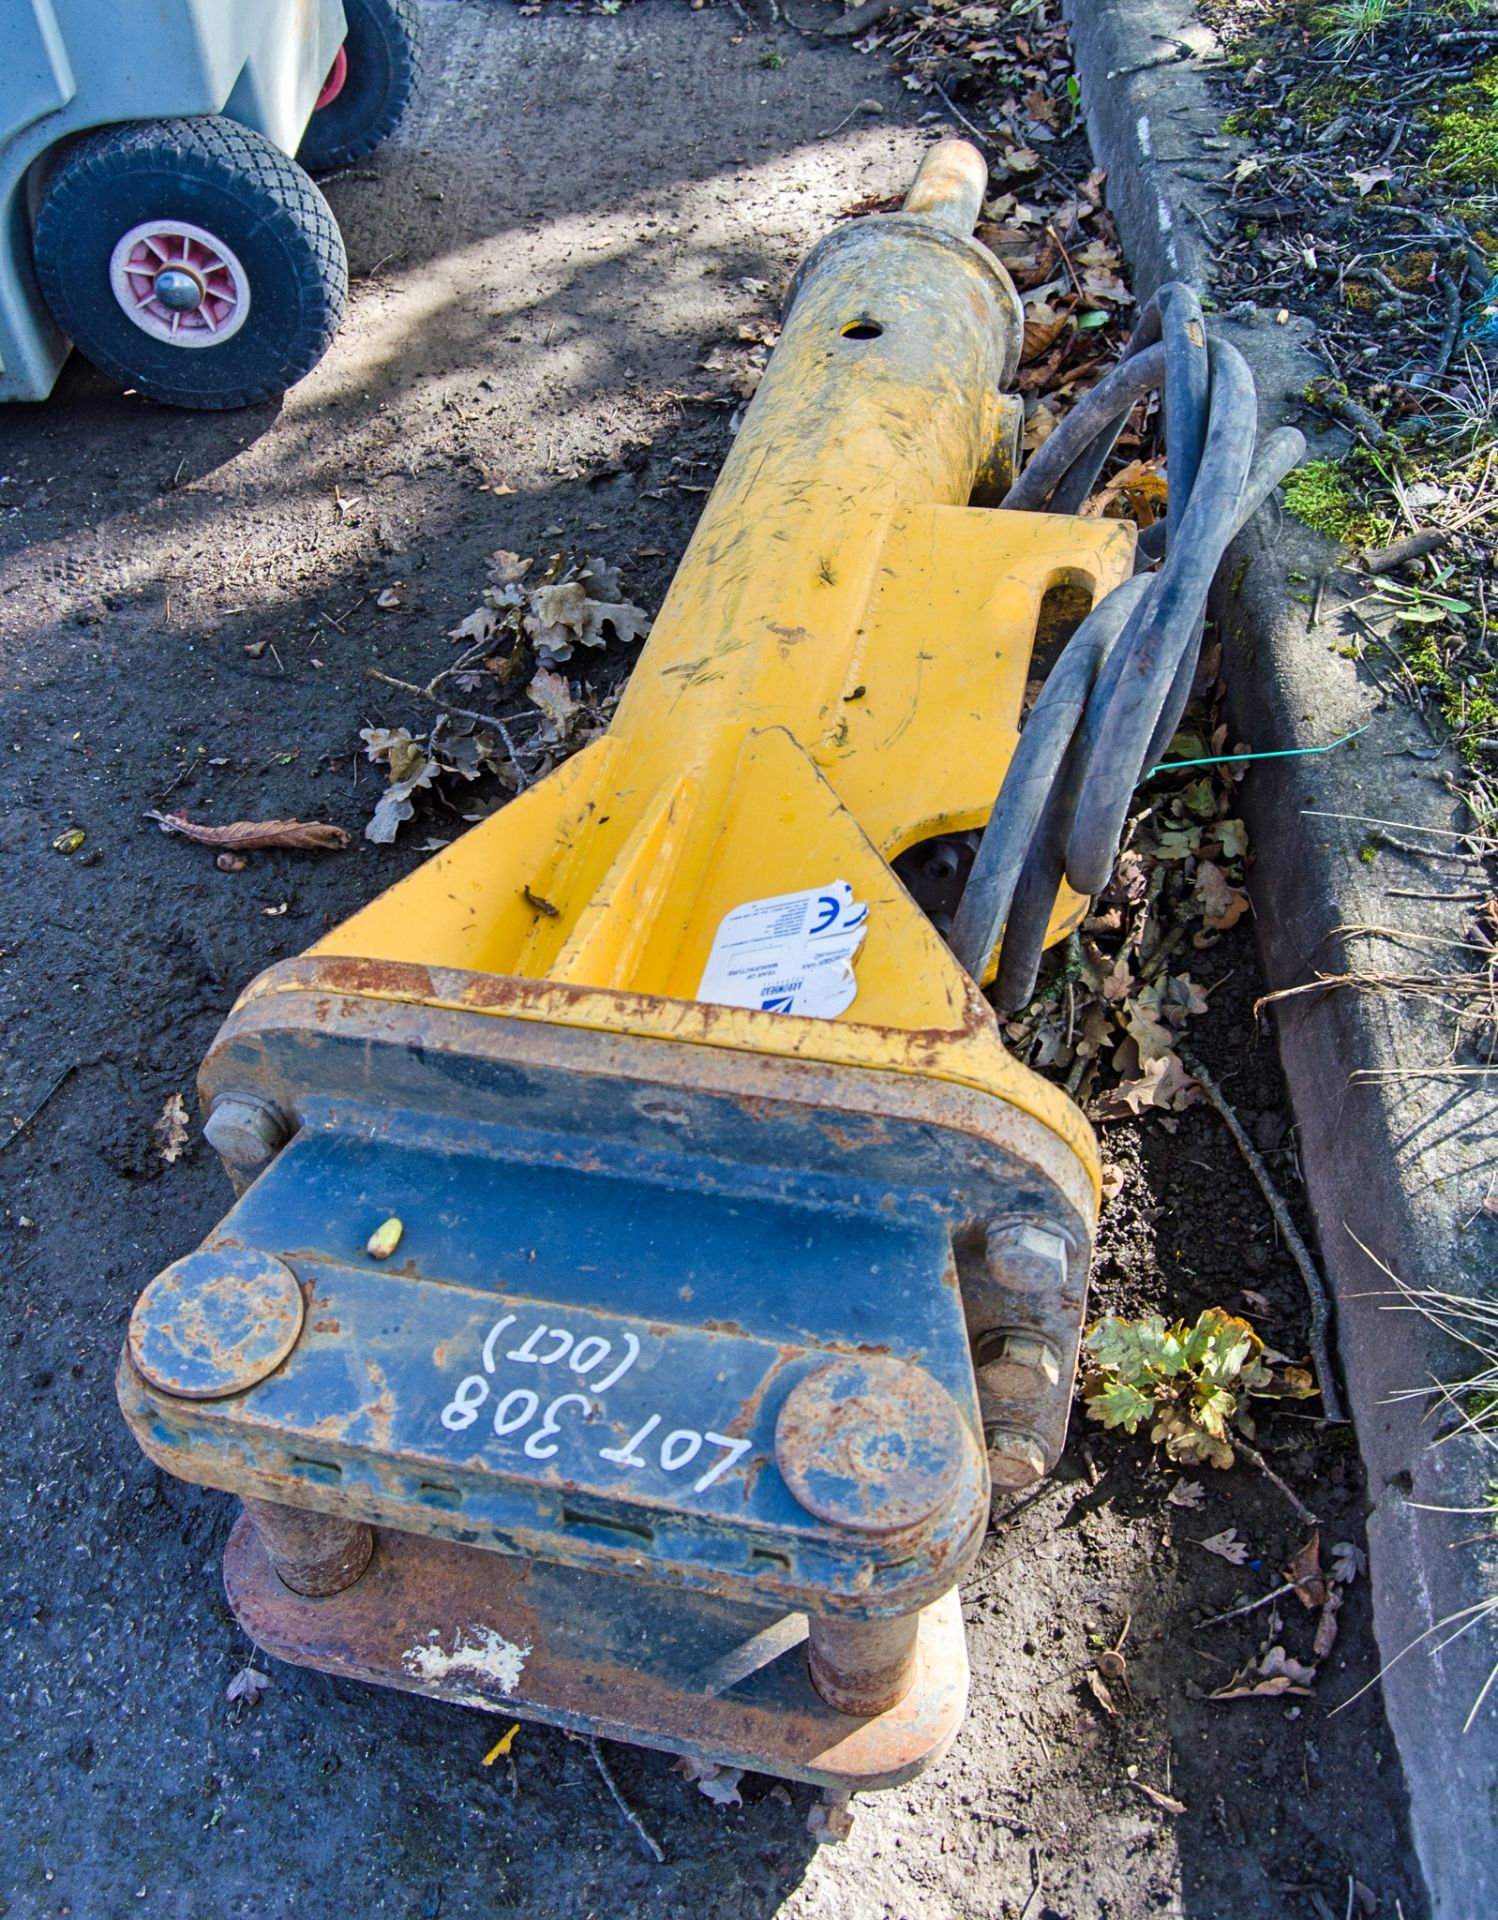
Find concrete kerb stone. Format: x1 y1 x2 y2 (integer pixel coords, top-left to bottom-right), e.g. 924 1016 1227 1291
1062 0 1498 1911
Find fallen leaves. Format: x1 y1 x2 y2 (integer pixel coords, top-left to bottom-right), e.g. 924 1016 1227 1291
145 810 349 852
1287 1530 1328 1609
1000 708 1257 1117
452 549 650 671
676 1756 744 1807
225 1667 270 1707
526 667 582 745
153 1093 190 1164
1194 859 1251 931
359 548 645 842
1210 1644 1316 1701
1198 1528 1251 1566
1132 1780 1186 1816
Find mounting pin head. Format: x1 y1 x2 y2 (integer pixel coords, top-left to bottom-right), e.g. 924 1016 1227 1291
776 1357 970 1536
128 1244 304 1401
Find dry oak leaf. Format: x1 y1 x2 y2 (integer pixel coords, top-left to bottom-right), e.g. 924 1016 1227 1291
1101 1050 1197 1118
1194 859 1250 931
1198 1527 1250 1565
225 1666 271 1706
1021 298 1069 365
1211 1645 1317 1700
1286 1531 1328 1610
1313 1586 1344 1660
154 1092 190 1164
527 668 580 744
146 810 349 852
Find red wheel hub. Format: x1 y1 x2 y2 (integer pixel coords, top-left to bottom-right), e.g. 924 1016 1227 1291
315 44 349 112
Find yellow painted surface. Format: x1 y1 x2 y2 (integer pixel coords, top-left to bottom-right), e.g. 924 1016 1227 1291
309 202 1137 1192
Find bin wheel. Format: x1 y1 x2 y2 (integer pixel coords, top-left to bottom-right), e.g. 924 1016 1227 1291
32 117 347 411
297 0 424 173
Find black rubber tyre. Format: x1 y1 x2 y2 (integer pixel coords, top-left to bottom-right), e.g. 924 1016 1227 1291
297 0 423 173
33 117 347 410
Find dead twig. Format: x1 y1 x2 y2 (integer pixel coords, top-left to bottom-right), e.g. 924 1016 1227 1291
1360 529 1450 575
1178 1047 1345 1424
588 1738 664 1864
1234 1436 1321 1527
364 667 536 790
1195 1578 1299 1631
1 1061 82 1156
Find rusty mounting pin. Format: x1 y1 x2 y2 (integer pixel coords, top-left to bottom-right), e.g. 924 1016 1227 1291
974 1330 1061 1401
985 1218 1071 1298
203 1096 288 1181
806 1612 920 1718
774 1357 968 1538
241 1497 374 1598
900 138 989 238
127 1244 305 1401
984 1427 1047 1490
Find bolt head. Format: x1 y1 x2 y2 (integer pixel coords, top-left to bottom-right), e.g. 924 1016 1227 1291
203 1098 287 1178
984 1427 1047 1489
976 1331 1062 1400
985 1219 1070 1297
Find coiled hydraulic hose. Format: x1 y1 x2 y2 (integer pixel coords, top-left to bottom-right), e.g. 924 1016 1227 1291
949 283 1306 1009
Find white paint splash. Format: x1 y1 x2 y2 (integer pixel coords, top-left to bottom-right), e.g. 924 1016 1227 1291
403 1624 530 1697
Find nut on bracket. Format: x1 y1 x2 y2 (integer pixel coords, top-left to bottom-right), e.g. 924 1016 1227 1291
203 1096 288 1181
984 1218 1072 1298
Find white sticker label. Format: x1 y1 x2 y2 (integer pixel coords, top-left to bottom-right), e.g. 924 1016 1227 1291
697 880 868 1018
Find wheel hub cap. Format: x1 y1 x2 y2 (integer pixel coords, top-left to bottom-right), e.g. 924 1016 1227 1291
152 267 203 313
108 220 251 348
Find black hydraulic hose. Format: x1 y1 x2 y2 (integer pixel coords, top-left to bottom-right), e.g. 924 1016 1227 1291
1046 286 1209 527
948 577 1151 980
1002 344 1168 512
984 431 1303 1012
1137 423 1307 772
1063 336 1257 895
951 283 1308 999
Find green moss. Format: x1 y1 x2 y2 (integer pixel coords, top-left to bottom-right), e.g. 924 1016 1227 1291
1282 458 1390 547
1430 57 1498 186
1289 75 1380 128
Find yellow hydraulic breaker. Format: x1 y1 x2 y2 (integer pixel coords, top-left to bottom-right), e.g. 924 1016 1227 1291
118 141 1138 1821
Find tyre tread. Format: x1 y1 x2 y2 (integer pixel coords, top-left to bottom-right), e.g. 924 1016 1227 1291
34 117 347 409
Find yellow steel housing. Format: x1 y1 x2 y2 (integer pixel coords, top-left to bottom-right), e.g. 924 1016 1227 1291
289 144 1133 1192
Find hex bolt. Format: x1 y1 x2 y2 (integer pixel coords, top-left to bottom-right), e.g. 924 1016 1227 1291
203 1097 288 1180
974 1330 1061 1401
806 1612 920 1717
985 1219 1071 1297
984 1427 1047 1490
921 841 961 882
242 1497 374 1598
